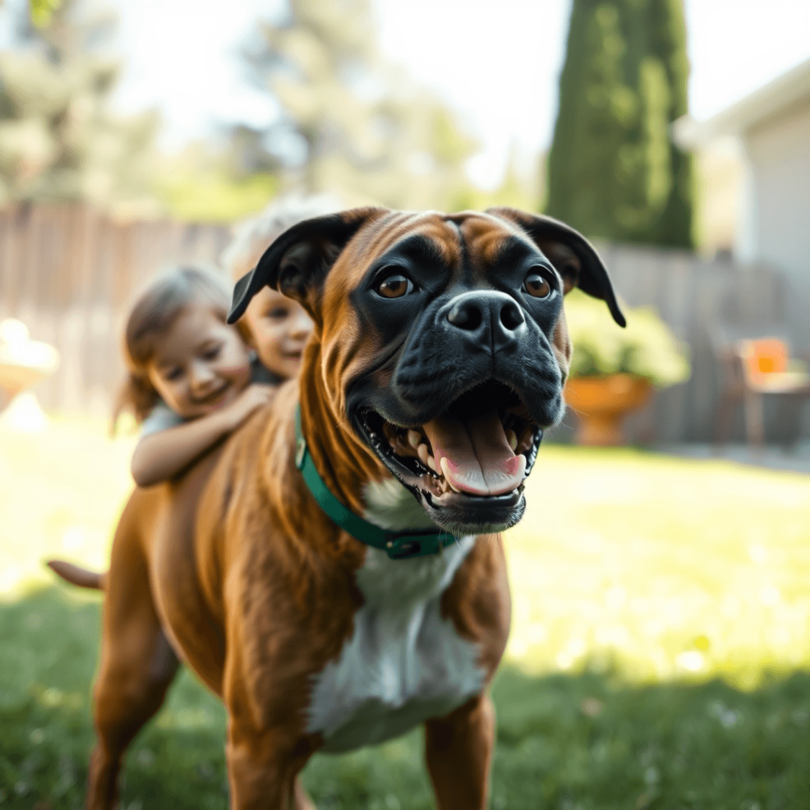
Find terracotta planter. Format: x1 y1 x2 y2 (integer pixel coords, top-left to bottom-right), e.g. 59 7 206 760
564 374 652 446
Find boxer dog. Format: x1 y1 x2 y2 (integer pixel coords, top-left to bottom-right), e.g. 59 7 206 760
49 207 624 809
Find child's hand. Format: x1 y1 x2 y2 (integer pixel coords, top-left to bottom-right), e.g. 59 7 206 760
221 384 276 431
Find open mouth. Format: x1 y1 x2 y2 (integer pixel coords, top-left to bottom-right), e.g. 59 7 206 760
358 381 543 526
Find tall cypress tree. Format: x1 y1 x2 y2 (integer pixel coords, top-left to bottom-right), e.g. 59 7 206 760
546 0 694 248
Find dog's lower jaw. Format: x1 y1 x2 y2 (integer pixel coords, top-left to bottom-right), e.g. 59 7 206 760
420 488 527 537
364 470 526 538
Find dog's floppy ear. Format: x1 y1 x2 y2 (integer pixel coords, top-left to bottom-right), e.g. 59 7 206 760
228 206 389 324
487 207 626 327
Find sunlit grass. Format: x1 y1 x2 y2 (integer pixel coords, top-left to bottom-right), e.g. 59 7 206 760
508 447 810 688
0 416 136 597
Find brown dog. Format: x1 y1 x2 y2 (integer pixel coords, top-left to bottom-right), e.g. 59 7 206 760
50 207 624 809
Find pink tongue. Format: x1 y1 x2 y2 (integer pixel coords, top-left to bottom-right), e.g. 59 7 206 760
422 408 527 496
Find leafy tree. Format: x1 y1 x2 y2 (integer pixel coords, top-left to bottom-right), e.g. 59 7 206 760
0 0 160 215
153 140 280 223
546 0 694 247
239 0 478 210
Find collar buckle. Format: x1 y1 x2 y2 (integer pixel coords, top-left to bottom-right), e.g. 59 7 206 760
384 530 456 560
385 538 424 559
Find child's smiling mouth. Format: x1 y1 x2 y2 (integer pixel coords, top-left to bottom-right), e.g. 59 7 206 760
193 384 231 408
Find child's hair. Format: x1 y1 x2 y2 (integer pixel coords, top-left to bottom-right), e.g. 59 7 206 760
113 266 231 428
221 192 345 283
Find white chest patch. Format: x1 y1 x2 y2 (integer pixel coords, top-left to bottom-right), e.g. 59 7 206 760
306 479 485 753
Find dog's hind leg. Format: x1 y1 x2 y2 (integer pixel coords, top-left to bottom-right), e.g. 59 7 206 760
87 503 180 810
88 577 179 808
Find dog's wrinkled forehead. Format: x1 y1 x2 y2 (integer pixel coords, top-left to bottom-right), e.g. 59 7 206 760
326 210 537 287
336 211 462 271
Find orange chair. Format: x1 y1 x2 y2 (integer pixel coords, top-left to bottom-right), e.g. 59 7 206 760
714 336 810 446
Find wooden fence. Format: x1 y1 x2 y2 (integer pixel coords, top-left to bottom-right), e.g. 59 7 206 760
1 203 806 443
0 204 231 417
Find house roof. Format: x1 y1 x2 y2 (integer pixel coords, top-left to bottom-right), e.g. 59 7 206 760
674 57 810 147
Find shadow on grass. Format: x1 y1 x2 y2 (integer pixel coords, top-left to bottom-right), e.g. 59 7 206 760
2 586 810 810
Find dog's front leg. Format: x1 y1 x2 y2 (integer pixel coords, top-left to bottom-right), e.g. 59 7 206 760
226 727 315 810
424 693 496 810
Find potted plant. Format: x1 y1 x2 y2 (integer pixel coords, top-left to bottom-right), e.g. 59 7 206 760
563 290 690 445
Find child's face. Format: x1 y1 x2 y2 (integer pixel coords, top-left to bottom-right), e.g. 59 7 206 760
146 304 251 420
241 288 313 380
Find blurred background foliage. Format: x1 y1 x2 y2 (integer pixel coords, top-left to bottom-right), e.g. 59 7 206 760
29 0 62 28
546 0 694 247
239 0 480 211
565 289 690 387
2 0 694 238
151 142 281 224
0 0 160 215
2 0 515 221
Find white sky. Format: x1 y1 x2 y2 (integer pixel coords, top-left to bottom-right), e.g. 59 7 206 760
2 0 810 188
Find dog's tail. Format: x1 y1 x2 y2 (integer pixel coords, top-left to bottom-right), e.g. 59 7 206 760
46 559 107 591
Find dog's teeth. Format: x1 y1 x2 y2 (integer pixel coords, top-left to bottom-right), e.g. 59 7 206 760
408 430 421 449
427 454 437 472
507 429 518 451
417 443 429 466
440 458 462 492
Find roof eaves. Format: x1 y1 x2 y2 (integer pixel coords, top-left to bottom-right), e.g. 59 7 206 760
674 56 810 148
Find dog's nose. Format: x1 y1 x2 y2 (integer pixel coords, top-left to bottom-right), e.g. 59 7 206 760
443 291 525 352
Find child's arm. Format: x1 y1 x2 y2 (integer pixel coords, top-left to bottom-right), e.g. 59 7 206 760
131 385 275 487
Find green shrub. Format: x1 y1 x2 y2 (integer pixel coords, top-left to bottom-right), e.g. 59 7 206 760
565 289 690 387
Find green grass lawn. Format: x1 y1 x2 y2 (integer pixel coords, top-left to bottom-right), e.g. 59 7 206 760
2 417 810 809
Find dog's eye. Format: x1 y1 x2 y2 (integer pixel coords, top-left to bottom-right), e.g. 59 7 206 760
524 271 553 299
376 274 414 299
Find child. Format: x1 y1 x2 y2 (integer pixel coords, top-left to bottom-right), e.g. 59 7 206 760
119 194 342 487
221 193 343 379
115 266 275 487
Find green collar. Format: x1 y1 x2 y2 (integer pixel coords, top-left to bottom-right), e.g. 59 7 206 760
294 406 458 560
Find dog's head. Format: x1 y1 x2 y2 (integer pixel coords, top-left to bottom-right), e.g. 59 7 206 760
229 207 624 536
